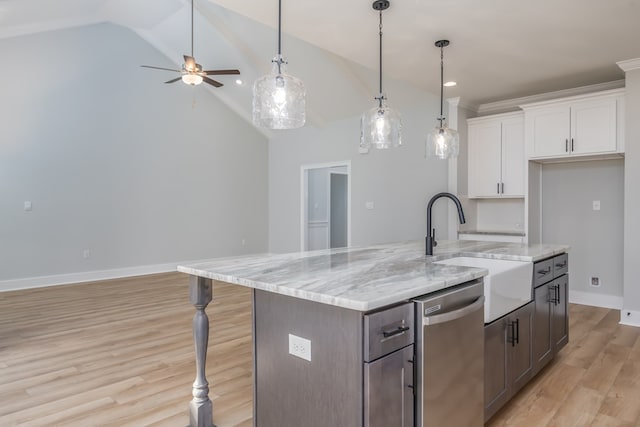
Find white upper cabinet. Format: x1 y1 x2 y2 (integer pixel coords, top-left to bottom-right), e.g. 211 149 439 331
468 112 525 198
522 89 624 160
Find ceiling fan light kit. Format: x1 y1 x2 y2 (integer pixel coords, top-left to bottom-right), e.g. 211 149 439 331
360 0 402 150
140 0 240 88
252 0 306 130
426 39 459 159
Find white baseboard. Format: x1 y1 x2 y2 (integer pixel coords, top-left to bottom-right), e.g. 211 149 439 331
619 309 640 327
0 259 208 292
569 290 623 310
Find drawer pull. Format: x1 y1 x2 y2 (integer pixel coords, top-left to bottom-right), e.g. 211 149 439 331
537 266 552 275
382 325 410 338
555 262 567 269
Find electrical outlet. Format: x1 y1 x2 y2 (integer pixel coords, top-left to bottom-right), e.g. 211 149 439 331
591 277 600 287
288 334 311 361
83 249 91 259
366 202 374 210
593 200 601 211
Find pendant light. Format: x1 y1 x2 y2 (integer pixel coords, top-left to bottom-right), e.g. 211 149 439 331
252 0 306 129
360 0 402 150
426 40 459 159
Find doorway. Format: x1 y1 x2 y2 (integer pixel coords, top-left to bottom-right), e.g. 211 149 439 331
301 162 351 251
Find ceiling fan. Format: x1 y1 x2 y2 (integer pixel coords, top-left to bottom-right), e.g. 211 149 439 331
141 0 240 88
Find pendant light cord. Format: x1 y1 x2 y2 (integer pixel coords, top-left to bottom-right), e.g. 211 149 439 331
277 0 283 74
439 44 444 127
379 10 383 102
191 0 194 57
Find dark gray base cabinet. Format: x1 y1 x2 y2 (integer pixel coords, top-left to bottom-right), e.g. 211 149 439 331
253 289 415 427
484 301 534 422
484 253 569 422
533 254 569 375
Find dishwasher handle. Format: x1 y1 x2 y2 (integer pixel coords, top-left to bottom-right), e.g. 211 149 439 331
423 296 485 326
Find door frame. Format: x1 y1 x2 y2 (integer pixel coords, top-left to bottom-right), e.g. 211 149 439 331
300 161 351 251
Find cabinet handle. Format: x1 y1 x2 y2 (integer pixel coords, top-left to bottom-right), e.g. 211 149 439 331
555 284 560 306
497 183 500 194
548 284 558 304
509 318 520 347
571 138 574 152
408 355 416 396
555 261 567 269
537 266 552 275
501 182 504 194
382 325 410 338
565 139 569 152
510 320 516 347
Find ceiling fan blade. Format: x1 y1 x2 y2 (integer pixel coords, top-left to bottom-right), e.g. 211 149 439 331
203 76 223 88
203 69 241 76
141 65 181 72
164 77 182 84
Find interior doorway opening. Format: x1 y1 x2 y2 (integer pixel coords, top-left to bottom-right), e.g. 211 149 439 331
301 162 351 251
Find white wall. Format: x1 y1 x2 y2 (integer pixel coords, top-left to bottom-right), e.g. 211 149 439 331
0 24 268 287
268 99 448 253
541 160 624 307
475 199 525 232
449 100 476 238
623 66 640 321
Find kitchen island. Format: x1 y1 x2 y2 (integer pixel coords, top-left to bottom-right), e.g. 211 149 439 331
177 239 569 427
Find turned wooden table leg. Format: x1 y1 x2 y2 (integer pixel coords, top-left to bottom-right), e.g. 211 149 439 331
188 276 215 427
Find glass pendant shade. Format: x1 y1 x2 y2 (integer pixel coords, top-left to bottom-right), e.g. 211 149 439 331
360 97 402 149
182 74 203 86
360 0 401 150
426 122 459 159
253 56 306 130
426 39 458 159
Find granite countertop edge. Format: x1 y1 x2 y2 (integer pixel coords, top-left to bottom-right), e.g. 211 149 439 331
178 240 570 312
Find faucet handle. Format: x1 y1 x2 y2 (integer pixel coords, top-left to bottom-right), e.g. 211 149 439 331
431 228 438 247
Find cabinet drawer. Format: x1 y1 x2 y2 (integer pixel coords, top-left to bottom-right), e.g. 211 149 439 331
553 254 568 277
364 303 414 362
533 258 554 287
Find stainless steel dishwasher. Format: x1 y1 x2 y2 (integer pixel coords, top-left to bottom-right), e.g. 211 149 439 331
413 279 485 427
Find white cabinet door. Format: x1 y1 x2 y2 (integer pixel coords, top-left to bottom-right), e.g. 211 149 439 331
523 89 624 160
468 121 502 197
501 118 525 197
570 98 617 155
529 106 570 158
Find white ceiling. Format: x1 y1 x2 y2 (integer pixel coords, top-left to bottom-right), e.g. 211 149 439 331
2 0 639 116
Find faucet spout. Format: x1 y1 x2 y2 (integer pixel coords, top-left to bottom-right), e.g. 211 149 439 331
426 192 466 256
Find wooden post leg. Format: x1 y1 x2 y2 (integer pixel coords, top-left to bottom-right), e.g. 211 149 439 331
188 276 215 427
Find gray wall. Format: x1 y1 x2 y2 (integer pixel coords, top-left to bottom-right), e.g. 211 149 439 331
624 67 640 314
541 160 624 300
0 23 268 283
268 100 448 253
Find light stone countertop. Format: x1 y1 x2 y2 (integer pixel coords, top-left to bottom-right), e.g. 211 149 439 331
457 229 527 237
178 240 569 312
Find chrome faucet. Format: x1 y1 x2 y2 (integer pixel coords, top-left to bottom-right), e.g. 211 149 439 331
426 192 466 256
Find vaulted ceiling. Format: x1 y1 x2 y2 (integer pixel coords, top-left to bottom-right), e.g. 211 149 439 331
2 0 639 125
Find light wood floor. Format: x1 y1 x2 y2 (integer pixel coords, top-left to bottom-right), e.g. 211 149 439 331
1 273 639 426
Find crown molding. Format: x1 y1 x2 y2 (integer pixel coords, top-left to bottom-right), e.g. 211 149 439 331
476 80 625 116
447 96 478 112
617 58 640 72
